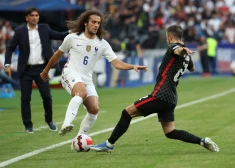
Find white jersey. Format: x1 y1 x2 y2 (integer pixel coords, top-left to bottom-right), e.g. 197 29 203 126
59 33 117 82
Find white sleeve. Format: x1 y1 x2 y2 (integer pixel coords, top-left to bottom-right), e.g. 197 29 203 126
103 40 117 62
59 35 71 53
170 44 181 56
172 45 180 51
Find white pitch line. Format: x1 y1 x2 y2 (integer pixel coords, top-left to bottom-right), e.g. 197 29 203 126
1 88 235 167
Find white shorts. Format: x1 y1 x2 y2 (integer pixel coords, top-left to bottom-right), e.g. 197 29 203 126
61 69 98 98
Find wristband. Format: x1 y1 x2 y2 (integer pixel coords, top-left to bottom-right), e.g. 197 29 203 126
4 64 10 67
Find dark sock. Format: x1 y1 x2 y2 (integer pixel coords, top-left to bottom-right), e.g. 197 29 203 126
108 109 132 144
165 129 201 144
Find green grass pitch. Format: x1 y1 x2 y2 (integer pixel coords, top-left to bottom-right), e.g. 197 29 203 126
1 77 235 168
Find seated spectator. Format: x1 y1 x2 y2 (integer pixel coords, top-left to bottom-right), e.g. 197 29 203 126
1 20 15 44
230 60 235 76
0 48 19 88
224 20 235 44
184 26 198 43
142 18 159 49
125 35 142 58
104 32 122 52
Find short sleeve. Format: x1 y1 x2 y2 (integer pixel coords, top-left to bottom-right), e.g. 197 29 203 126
187 55 193 70
168 43 184 57
170 44 180 53
59 35 71 53
103 40 117 62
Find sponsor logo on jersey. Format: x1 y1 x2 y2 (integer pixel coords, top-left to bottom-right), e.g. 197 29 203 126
72 79 75 82
86 45 91 52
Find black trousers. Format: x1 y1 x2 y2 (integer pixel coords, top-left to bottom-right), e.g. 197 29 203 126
200 54 209 73
208 56 217 73
19 64 53 129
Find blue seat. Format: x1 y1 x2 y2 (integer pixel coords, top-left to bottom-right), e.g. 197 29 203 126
0 83 15 99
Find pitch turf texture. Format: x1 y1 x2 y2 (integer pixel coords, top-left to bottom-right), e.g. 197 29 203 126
1 77 235 168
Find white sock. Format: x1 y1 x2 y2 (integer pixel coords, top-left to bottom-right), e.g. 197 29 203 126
106 140 114 147
63 96 83 126
78 112 97 134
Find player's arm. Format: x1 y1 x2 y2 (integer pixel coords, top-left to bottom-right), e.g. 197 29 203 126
111 58 147 72
197 44 207 51
40 50 64 81
103 40 147 72
174 47 195 56
187 55 195 72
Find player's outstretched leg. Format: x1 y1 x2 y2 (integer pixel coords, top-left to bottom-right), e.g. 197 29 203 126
91 109 132 153
200 137 219 152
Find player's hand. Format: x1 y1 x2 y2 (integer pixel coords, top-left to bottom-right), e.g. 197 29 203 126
133 65 147 72
183 47 195 55
40 70 49 82
4 66 11 76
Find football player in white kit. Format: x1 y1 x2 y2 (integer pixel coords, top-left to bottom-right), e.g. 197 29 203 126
40 10 147 138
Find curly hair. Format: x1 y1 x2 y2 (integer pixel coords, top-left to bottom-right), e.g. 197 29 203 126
67 10 110 40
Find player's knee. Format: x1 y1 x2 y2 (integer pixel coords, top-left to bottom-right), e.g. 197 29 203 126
115 109 132 127
121 109 132 120
87 106 99 114
165 129 177 139
72 86 87 99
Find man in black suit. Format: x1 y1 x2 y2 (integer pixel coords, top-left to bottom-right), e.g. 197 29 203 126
4 7 69 133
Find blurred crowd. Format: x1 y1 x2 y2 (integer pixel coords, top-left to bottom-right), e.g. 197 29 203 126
1 0 235 83
0 19 18 86
66 0 235 49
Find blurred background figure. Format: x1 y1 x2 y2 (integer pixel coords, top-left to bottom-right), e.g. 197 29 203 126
197 35 210 77
224 20 235 44
206 35 218 74
0 46 19 87
125 35 143 59
230 60 235 76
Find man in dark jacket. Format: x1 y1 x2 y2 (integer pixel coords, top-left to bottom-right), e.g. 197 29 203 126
4 7 69 133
